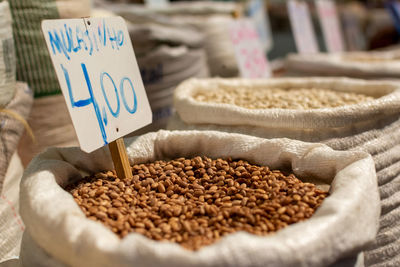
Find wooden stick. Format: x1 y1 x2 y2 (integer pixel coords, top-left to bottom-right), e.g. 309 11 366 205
109 138 132 179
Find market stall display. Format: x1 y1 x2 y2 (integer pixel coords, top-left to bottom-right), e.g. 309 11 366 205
1 1 399 266
19 131 379 267
170 77 400 266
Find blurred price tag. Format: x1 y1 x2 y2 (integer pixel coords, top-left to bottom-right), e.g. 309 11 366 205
145 0 169 8
42 17 152 153
247 0 273 52
386 1 400 35
229 19 271 78
315 0 345 52
287 0 319 54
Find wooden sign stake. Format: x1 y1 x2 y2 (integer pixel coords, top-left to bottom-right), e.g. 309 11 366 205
109 138 132 179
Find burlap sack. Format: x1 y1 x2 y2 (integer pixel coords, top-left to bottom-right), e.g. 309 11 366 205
0 153 25 264
0 82 32 264
0 82 33 191
0 1 16 108
285 50 400 79
169 77 400 267
8 0 91 97
19 130 379 267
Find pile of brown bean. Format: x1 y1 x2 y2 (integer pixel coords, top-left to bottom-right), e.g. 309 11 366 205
68 156 328 250
193 87 374 109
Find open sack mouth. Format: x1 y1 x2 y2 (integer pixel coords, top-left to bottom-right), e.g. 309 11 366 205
174 77 400 129
66 155 329 251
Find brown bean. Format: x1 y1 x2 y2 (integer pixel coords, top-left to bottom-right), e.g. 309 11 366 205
68 156 328 251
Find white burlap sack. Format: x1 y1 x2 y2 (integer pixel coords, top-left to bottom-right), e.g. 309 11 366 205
169 78 400 267
19 130 379 267
0 153 25 263
285 51 400 79
0 1 16 108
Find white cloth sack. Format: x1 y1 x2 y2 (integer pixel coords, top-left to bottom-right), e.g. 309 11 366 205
0 1 16 108
0 153 25 263
19 130 379 267
169 77 400 267
285 51 400 79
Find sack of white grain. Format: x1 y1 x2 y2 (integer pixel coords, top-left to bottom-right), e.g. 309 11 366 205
19 130 379 267
8 0 91 97
0 1 16 108
0 82 33 263
285 50 400 79
169 77 400 267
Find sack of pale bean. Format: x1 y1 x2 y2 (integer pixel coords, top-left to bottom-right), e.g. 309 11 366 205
19 130 379 266
285 50 400 79
169 77 400 266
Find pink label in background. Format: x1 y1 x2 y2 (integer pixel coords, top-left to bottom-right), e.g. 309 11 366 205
229 19 271 79
315 0 345 53
287 0 319 54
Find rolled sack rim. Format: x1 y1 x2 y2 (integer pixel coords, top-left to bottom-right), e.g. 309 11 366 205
19 130 380 267
174 77 400 129
285 52 400 76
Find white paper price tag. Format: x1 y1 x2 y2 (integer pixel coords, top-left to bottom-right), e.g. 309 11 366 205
145 0 169 8
229 19 271 78
287 0 319 54
42 17 152 153
315 0 345 53
247 0 273 52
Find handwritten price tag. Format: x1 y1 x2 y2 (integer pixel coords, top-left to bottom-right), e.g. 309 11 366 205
287 0 319 54
42 17 152 153
315 0 345 52
229 19 271 78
